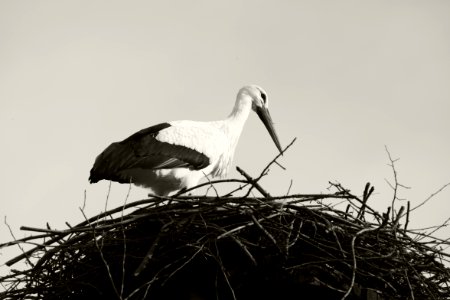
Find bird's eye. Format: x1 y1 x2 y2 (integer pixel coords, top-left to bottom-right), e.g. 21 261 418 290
261 92 267 103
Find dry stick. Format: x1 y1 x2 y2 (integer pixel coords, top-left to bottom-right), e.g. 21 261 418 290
0 233 52 249
286 179 293 196
404 269 415 300
229 235 257 266
214 242 237 300
160 244 206 288
19 227 65 234
134 222 173 276
274 160 286 170
341 226 378 300
217 212 283 240
236 193 337 204
356 183 371 220
344 204 351 218
120 184 132 298
21 210 140 235
173 179 249 197
393 206 405 227
384 146 399 221
356 183 370 219
328 181 381 220
6 197 161 266
410 182 450 213
427 215 450 238
244 137 297 198
404 201 411 231
384 146 411 220
79 206 122 300
141 283 153 300
222 180 252 197
174 192 354 203
104 181 112 219
3 217 34 268
82 189 87 211
249 213 278 249
217 221 254 240
286 219 302 251
236 166 270 197
126 256 188 300
201 171 220 197
20 213 145 239
407 261 438 300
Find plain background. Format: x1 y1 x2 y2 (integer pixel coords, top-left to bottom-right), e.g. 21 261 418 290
1 0 449 271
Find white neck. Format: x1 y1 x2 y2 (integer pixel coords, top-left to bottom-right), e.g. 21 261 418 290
228 94 252 122
222 93 253 152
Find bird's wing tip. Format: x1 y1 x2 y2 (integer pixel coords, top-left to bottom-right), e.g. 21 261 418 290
88 171 101 184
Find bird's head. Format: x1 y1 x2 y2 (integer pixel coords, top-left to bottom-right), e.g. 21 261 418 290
238 85 268 110
238 85 283 153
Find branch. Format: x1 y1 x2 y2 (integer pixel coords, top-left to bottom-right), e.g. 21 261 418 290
341 226 379 300
244 137 297 198
236 166 270 197
410 182 450 213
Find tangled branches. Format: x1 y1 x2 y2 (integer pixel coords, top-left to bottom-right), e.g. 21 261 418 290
1 141 450 299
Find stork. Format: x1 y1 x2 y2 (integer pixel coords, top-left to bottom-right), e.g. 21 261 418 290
89 85 282 196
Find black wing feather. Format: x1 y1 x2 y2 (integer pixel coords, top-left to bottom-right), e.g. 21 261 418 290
89 122 210 184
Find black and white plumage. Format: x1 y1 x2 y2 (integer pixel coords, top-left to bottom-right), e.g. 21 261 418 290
89 85 282 196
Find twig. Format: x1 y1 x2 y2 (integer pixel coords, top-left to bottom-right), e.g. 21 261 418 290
4 217 34 268
105 181 112 218
393 206 405 227
82 189 87 211
174 179 249 196
202 171 220 197
385 146 399 221
404 201 410 231
384 146 410 220
229 235 257 266
274 160 286 170
214 241 237 300
427 215 450 237
405 269 415 300
160 244 206 288
134 222 173 276
356 183 374 220
244 137 296 198
249 213 279 249
79 206 122 300
286 179 293 196
341 226 378 300
410 182 450 213
217 212 283 240
236 166 270 197
120 184 132 298
6 197 165 266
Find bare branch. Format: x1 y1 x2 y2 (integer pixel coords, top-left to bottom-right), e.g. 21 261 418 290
4 217 34 268
236 166 270 197
410 182 450 213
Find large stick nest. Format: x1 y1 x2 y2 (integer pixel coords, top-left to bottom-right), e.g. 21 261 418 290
1 144 450 299
2 183 450 299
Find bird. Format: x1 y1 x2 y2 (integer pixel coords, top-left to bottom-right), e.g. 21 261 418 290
89 85 282 196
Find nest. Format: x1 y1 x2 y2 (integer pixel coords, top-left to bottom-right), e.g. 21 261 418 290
1 145 450 299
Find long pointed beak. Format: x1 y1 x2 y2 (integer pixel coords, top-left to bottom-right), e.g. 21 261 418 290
256 106 283 153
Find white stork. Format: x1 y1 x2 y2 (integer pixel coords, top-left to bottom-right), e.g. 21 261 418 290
89 85 282 196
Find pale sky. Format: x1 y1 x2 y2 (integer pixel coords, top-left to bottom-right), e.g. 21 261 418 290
1 1 450 269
